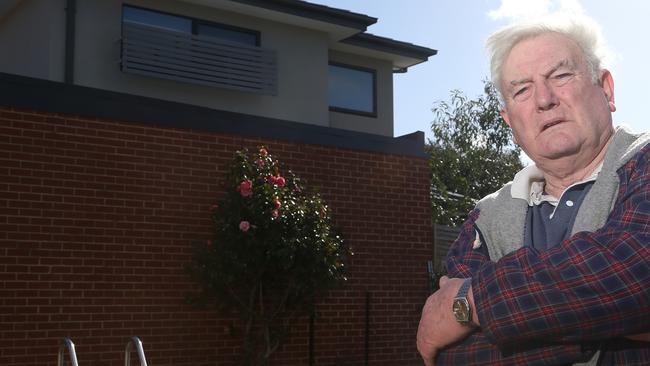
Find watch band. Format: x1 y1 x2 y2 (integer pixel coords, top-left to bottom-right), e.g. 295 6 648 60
456 277 472 298
453 277 474 325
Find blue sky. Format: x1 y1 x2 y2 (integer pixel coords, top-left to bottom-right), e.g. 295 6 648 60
313 0 648 145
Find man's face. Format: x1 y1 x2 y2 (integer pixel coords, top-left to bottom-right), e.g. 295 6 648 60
499 32 615 166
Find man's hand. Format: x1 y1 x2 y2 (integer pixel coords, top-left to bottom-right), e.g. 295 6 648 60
417 276 478 366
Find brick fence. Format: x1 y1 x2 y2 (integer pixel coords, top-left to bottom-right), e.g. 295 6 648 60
0 103 432 365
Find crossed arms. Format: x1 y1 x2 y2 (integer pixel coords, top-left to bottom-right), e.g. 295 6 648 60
422 145 650 365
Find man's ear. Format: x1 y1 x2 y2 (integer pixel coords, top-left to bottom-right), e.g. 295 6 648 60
500 109 518 145
600 69 616 112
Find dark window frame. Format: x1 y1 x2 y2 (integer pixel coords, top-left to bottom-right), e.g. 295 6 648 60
193 20 261 47
328 62 377 118
122 4 261 46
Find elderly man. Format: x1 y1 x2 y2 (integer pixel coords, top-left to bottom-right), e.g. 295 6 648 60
417 16 650 366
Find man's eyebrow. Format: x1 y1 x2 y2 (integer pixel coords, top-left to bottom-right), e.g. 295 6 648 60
543 59 572 77
509 77 531 87
507 59 573 88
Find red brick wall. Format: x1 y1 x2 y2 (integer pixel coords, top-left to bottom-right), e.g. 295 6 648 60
0 107 432 366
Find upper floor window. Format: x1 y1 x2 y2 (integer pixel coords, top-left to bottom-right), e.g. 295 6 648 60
122 6 191 33
195 22 259 46
120 5 276 95
328 63 376 117
122 5 260 46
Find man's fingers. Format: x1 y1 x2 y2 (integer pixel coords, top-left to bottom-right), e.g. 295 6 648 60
438 275 450 288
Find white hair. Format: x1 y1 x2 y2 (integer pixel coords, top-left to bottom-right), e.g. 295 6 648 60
486 14 611 100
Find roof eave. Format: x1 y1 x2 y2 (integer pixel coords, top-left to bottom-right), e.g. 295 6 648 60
335 33 437 71
179 0 377 41
227 0 377 29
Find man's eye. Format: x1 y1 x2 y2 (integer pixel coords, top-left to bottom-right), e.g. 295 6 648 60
552 72 574 85
513 87 528 99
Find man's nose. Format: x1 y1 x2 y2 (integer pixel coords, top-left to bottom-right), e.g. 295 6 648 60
535 81 558 111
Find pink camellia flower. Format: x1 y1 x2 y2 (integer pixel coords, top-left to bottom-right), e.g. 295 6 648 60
255 159 265 168
210 204 219 211
259 148 268 157
239 220 250 232
273 198 281 209
239 180 253 197
271 209 279 218
267 175 286 187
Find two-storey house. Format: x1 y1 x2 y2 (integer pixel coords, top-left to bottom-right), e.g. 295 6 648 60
0 1 436 365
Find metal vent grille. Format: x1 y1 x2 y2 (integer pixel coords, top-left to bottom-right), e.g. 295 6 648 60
433 224 461 269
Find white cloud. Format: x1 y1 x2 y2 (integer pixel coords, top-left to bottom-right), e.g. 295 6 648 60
489 0 585 21
557 0 586 16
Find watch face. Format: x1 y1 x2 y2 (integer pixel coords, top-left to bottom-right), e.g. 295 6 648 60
453 298 470 323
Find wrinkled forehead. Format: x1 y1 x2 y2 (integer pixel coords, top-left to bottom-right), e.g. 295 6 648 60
501 33 586 84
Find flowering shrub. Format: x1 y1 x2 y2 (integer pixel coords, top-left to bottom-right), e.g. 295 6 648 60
187 147 350 365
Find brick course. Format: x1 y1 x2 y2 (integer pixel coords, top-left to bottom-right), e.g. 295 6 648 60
0 106 432 366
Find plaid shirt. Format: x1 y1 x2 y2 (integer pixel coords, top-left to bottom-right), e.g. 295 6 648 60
437 143 650 365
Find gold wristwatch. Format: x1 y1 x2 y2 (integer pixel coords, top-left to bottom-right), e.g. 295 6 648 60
452 278 472 325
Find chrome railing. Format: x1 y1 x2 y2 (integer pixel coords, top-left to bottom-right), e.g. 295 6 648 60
57 337 79 366
124 336 148 366
56 336 148 366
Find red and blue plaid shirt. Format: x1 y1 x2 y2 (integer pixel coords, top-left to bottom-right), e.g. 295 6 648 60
437 143 650 365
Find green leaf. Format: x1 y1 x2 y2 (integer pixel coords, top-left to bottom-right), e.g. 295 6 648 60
428 80 524 226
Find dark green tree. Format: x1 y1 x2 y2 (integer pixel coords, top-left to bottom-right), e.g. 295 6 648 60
187 147 350 366
428 81 524 226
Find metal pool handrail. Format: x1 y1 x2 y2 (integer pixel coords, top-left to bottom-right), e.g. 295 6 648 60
124 336 148 366
57 337 79 366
